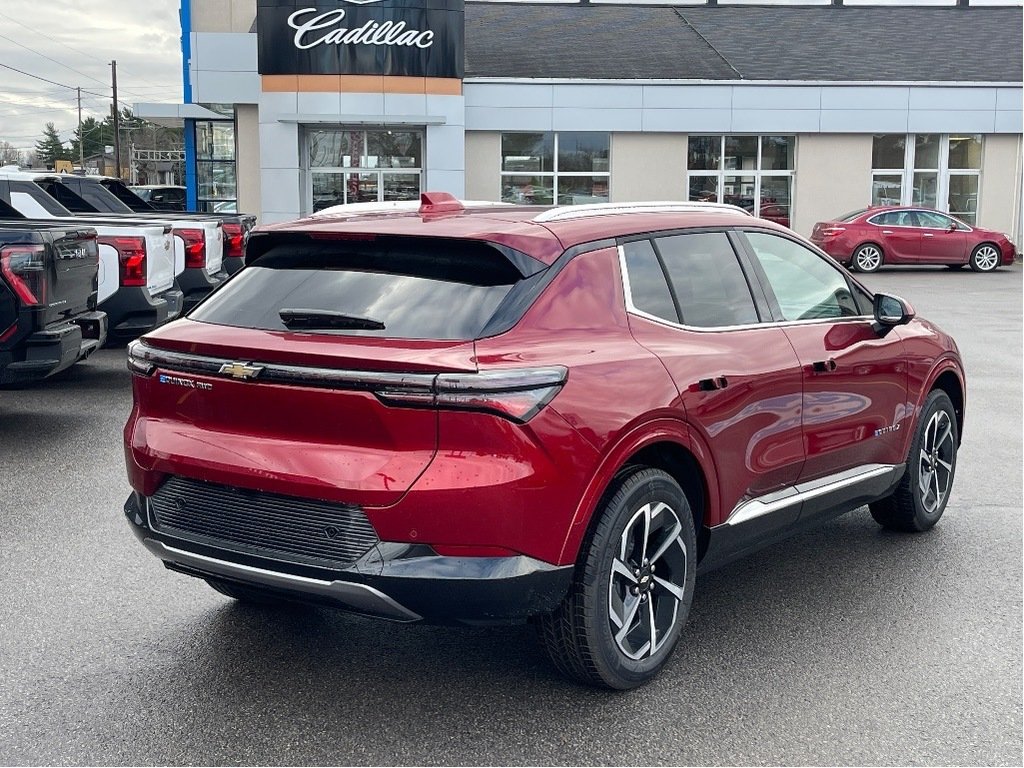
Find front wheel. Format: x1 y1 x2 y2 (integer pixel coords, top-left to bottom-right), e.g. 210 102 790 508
870 390 958 532
852 244 884 272
969 243 1000 272
538 468 696 689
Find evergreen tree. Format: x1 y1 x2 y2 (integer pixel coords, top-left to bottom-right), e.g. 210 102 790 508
34 123 69 168
71 116 111 161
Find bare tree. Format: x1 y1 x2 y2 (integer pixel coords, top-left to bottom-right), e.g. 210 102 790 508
0 140 22 166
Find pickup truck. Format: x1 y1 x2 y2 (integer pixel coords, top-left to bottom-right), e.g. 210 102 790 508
0 222 107 385
0 174 181 341
28 173 226 312
93 176 255 275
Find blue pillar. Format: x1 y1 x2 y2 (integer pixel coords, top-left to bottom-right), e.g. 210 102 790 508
180 0 198 211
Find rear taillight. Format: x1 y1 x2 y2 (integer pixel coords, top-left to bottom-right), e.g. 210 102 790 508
380 367 567 423
821 226 846 238
101 236 147 287
0 244 46 306
178 228 206 269
222 223 244 259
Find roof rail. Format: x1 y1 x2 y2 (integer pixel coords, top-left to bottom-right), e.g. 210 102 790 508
311 193 515 219
532 201 754 223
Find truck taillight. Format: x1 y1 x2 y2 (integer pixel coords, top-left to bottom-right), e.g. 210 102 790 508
0 244 46 306
222 223 244 258
178 228 206 269
101 236 147 287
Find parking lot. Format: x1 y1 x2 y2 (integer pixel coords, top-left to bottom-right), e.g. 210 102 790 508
0 266 1020 765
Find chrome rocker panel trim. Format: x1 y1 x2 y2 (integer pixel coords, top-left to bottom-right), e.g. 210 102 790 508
726 463 902 527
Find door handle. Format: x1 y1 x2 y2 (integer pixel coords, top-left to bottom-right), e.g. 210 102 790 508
923 233 935 238
694 376 729 391
809 359 838 374
882 230 894 234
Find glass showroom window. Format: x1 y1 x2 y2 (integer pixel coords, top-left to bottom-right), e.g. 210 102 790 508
500 132 610 206
871 134 983 224
195 120 237 213
687 136 795 227
307 128 422 213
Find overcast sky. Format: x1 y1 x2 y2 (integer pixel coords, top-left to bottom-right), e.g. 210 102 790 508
0 0 183 153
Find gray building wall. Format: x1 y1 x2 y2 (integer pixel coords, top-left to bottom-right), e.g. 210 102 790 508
793 134 873 236
235 104 261 218
609 133 689 203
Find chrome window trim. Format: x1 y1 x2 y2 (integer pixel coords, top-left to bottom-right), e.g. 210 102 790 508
866 210 974 232
725 464 901 527
618 245 872 333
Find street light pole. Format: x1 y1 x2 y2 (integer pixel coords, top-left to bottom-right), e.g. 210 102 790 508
77 87 84 171
110 59 121 179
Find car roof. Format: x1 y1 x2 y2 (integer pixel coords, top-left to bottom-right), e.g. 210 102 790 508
255 197 785 265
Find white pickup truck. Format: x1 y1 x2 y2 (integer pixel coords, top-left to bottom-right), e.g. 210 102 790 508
0 171 182 340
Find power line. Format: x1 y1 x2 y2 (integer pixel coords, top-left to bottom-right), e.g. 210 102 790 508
0 32 110 89
0 9 178 93
0 62 108 98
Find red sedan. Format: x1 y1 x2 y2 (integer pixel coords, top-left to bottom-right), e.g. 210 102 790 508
811 206 1017 272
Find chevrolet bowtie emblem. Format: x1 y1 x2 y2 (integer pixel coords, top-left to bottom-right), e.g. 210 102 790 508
219 361 264 380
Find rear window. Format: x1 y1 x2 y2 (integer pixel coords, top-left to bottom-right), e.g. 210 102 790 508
838 208 868 222
189 237 527 340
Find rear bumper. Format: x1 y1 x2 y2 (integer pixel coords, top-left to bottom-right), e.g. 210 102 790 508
124 492 573 625
101 285 184 340
0 310 108 384
178 268 227 312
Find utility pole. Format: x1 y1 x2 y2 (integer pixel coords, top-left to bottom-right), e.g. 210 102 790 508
77 87 84 170
111 59 121 179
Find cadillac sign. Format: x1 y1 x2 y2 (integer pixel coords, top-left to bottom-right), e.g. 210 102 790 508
257 0 465 78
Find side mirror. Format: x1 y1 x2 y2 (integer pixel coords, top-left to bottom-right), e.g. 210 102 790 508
874 293 915 328
948 222 958 232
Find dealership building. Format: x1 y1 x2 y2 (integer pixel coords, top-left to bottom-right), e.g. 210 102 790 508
138 0 1024 239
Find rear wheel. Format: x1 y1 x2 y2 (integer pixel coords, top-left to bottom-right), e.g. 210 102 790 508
852 244 884 272
870 390 958 532
538 468 696 689
206 577 292 606
969 243 1000 272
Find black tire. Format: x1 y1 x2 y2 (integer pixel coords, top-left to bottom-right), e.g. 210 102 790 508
538 468 697 689
870 390 958 532
969 243 1000 273
206 577 292 606
851 243 884 273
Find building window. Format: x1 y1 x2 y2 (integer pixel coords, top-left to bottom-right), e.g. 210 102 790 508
687 135 795 226
871 134 983 224
195 120 237 213
500 132 610 205
306 128 422 213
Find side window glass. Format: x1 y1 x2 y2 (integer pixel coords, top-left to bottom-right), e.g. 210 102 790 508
655 232 759 328
622 239 678 323
870 212 896 226
917 211 950 229
745 232 862 321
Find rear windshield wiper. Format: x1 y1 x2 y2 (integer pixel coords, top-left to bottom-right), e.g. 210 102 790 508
279 308 386 331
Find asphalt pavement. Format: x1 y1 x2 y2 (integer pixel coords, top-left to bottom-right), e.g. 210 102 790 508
1 265 1021 766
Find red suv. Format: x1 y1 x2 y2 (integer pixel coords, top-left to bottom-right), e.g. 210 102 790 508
811 206 1017 273
124 195 965 689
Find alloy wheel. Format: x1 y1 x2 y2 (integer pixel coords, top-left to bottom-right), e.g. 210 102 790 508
918 410 955 515
973 245 999 271
855 246 882 272
607 501 688 660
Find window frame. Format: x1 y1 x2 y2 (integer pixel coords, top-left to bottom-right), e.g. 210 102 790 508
869 134 983 224
500 132 611 206
617 227 773 332
687 135 796 221
303 127 425 214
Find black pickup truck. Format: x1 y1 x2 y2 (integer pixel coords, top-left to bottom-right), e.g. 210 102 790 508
0 222 107 385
